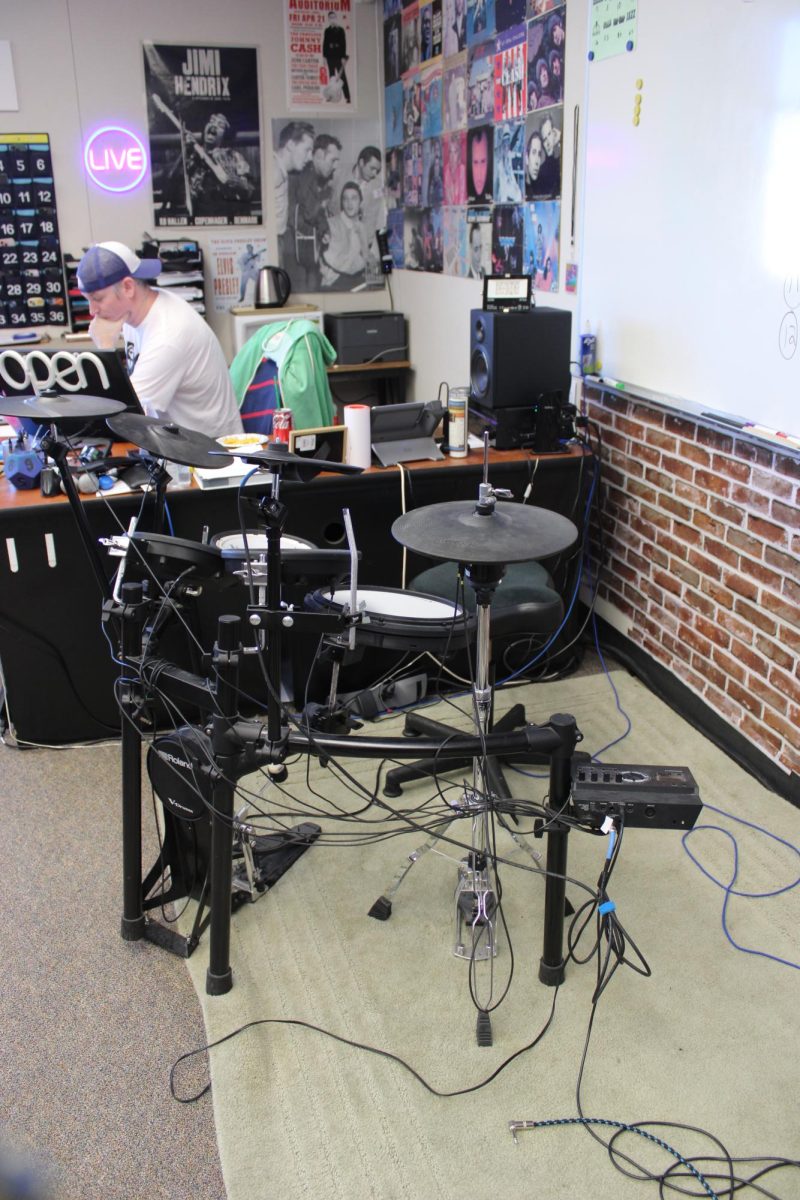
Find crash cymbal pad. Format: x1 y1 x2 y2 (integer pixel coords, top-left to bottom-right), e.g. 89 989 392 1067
106 413 234 468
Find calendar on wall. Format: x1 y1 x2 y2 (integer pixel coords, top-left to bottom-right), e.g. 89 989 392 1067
0 133 68 331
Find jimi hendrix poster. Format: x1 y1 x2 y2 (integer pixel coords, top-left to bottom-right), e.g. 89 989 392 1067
143 43 263 227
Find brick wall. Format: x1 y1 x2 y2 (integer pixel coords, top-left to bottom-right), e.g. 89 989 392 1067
585 386 800 781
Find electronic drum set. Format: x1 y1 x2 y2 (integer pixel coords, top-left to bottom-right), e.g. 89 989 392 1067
0 387 582 1022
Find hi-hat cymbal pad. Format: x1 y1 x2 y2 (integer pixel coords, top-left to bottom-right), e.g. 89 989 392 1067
392 500 578 564
0 393 127 420
210 441 364 476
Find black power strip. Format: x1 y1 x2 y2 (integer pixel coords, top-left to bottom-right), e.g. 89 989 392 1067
572 757 702 830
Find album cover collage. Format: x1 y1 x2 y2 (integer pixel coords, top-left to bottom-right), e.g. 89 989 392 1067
383 0 565 287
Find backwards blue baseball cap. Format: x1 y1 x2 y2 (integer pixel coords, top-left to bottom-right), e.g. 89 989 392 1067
76 241 162 293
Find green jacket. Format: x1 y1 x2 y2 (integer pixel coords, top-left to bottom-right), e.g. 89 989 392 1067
229 318 336 430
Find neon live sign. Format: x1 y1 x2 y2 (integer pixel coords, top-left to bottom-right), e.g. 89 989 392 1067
84 126 148 193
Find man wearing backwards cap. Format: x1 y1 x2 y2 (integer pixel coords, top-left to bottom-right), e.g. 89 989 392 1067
77 241 242 438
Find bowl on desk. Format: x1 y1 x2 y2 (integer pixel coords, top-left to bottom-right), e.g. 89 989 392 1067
217 434 269 451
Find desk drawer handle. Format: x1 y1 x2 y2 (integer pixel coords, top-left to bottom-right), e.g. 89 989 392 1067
5 537 18 573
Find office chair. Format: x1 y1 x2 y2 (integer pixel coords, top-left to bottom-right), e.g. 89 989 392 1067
229 317 337 436
382 558 565 796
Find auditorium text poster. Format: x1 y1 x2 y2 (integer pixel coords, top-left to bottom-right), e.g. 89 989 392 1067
286 0 358 109
143 44 262 227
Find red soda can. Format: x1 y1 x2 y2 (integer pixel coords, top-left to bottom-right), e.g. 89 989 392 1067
272 408 293 443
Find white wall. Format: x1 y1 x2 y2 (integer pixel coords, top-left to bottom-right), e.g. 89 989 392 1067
1 0 385 359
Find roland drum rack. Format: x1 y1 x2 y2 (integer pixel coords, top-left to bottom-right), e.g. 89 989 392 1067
101 430 580 1002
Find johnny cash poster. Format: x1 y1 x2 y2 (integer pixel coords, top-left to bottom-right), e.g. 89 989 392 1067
143 44 262 227
286 0 357 110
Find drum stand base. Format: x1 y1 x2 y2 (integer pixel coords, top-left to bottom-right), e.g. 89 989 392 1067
383 704 542 797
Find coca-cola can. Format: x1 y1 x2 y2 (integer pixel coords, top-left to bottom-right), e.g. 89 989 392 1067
272 408 293 443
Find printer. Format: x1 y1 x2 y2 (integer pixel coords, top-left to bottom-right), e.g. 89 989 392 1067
324 311 406 365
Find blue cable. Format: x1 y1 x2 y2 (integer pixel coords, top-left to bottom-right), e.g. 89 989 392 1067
507 525 799 974
517 1118 720 1199
499 450 599 686
500 554 585 686
588 610 632 760
238 466 261 489
585 616 799 970
682 805 800 972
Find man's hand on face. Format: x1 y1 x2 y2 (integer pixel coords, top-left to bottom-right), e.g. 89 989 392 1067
88 316 125 351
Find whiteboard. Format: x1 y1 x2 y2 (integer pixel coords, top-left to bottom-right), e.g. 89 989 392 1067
579 0 800 437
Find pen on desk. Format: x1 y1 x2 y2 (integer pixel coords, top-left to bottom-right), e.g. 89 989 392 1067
0 331 40 344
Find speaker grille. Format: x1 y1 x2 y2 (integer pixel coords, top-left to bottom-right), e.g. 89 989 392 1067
470 347 489 400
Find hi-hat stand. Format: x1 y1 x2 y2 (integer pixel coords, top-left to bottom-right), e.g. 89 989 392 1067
370 450 581 1020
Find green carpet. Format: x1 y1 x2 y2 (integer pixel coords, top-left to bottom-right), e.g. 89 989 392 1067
180 670 800 1200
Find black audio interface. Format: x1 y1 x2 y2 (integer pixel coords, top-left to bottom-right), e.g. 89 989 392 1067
572 759 702 830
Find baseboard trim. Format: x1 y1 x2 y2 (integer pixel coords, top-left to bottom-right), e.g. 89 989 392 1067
594 618 798 808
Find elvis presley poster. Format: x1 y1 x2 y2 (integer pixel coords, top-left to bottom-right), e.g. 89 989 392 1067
143 43 263 227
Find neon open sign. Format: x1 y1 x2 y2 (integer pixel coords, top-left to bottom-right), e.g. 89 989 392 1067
84 126 148 193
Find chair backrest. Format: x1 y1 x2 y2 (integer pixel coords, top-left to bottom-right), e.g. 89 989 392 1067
238 355 281 436
229 318 337 435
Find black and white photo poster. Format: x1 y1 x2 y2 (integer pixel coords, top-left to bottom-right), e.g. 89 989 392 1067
144 44 262 227
272 117 384 293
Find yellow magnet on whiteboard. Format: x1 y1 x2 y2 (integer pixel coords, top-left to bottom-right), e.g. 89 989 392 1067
636 78 643 90
634 94 642 108
633 113 640 126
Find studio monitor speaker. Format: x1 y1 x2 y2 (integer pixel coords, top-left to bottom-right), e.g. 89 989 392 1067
469 308 572 410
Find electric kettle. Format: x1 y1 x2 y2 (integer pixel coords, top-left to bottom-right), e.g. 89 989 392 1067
255 265 291 308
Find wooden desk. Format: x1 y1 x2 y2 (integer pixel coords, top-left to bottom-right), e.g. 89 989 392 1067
0 444 590 744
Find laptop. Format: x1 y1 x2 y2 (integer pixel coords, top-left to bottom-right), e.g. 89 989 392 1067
0 346 143 443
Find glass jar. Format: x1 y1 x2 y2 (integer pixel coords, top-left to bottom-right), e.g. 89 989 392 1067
447 387 469 457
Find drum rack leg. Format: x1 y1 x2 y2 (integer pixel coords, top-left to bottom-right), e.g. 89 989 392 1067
118 582 147 943
538 713 577 987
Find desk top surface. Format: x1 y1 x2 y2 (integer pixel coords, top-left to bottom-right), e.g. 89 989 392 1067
327 360 411 373
0 441 587 512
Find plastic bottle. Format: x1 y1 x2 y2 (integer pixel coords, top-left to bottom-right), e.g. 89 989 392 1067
447 387 469 457
579 323 596 376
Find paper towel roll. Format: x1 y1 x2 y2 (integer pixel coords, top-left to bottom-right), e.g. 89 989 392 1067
344 404 372 469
